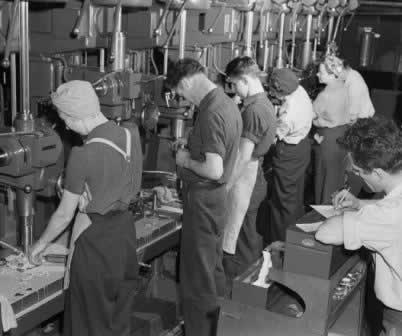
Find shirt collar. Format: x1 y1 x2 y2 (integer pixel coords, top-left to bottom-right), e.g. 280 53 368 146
86 121 113 141
199 87 220 112
385 183 402 199
242 92 267 109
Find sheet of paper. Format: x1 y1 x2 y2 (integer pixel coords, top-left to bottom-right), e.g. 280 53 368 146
310 205 341 219
296 221 324 233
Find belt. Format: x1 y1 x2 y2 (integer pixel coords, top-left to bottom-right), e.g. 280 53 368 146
185 180 224 189
278 140 297 146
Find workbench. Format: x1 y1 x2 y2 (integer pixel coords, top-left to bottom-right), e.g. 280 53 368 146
0 209 182 336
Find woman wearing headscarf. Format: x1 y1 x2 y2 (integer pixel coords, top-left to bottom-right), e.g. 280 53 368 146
313 58 350 204
29 80 143 336
325 54 375 124
267 68 314 243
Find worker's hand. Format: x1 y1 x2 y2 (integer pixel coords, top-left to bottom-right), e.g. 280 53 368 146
314 133 324 144
332 189 361 210
232 95 242 105
28 240 46 266
171 138 188 152
176 149 191 168
78 183 92 213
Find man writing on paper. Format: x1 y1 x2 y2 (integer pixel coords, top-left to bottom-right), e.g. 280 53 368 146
316 116 402 336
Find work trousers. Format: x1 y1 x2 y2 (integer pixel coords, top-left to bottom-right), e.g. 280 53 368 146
180 181 227 336
267 137 311 243
314 125 348 204
64 211 139 336
223 166 266 285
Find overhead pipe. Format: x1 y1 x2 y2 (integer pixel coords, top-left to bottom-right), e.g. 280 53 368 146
359 1 402 7
353 11 402 15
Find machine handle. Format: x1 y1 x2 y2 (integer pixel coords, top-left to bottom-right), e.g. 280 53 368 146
72 0 91 37
162 0 188 48
2 0 20 68
154 0 173 37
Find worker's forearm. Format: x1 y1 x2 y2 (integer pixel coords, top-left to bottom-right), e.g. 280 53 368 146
37 212 72 247
187 159 222 181
357 199 378 209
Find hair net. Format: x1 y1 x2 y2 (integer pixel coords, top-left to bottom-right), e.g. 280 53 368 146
51 80 101 120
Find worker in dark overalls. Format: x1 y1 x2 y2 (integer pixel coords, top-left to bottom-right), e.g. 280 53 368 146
29 80 142 336
267 69 314 243
165 58 242 336
222 56 276 290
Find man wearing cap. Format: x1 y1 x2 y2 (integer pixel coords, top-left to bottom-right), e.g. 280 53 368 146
267 68 314 243
29 80 142 336
165 58 242 336
222 56 276 289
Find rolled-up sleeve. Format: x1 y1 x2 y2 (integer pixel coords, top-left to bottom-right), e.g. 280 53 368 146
200 113 226 158
242 106 267 144
64 147 87 195
343 204 396 252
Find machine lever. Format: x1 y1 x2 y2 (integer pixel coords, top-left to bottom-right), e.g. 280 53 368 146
72 0 91 37
0 239 24 255
2 0 20 68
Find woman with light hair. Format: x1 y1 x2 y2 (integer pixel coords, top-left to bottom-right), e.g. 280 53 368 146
29 80 143 336
313 58 350 204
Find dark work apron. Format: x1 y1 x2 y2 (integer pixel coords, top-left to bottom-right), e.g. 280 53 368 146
267 136 311 243
63 211 138 336
314 124 348 204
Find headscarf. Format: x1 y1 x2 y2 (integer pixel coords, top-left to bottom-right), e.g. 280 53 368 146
269 68 299 97
324 54 344 78
51 80 101 120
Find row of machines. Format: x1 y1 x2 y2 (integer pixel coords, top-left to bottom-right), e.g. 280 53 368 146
0 0 361 334
0 0 360 253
